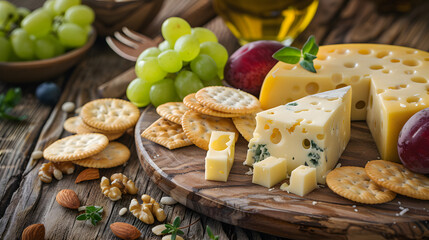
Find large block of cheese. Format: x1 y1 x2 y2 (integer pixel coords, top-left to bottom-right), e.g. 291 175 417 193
260 44 429 162
205 131 236 182
252 156 287 188
281 165 317 197
246 86 352 184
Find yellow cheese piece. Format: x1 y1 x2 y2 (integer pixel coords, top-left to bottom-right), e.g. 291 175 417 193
246 86 352 184
252 156 287 188
260 44 429 162
205 131 236 182
281 165 317 197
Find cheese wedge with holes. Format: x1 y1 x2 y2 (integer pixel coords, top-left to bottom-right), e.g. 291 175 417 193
260 44 429 162
246 86 351 184
205 131 236 182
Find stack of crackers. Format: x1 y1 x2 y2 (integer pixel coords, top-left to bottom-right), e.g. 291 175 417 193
141 86 261 150
45 98 140 168
326 160 429 204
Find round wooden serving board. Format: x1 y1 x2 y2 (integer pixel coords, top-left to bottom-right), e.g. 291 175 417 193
135 106 429 240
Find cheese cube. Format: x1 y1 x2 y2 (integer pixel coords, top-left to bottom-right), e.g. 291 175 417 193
260 44 429 162
252 156 287 188
281 165 317 197
205 131 236 182
246 86 352 184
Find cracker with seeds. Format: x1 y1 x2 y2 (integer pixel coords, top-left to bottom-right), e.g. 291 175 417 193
63 116 82 134
141 118 192 150
232 110 260 141
183 93 242 118
326 166 396 204
73 142 130 168
181 110 239 150
80 98 140 132
195 86 261 114
156 102 189 125
365 160 429 200
43 133 109 162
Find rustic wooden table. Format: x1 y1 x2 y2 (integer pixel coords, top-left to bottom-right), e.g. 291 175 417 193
1 0 429 239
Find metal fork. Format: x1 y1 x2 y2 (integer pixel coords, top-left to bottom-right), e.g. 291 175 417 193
106 27 163 61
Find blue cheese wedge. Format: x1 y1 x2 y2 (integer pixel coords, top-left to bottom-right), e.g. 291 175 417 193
205 131 236 182
245 86 352 184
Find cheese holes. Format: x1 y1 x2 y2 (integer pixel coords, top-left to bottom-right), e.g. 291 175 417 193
270 128 281 144
376 89 385 94
370 65 383 70
328 97 339 101
331 73 342 84
355 101 366 109
211 135 230 151
426 86 429 94
310 102 319 105
358 49 371 55
406 96 421 104
406 50 417 54
337 49 350 55
390 59 400 63
302 139 310 149
264 124 270 130
382 69 391 74
344 62 357 68
305 82 319 94
336 84 347 89
404 70 416 75
383 96 398 101
294 109 309 113
376 51 390 58
316 134 324 140
402 59 419 67
318 54 327 60
411 77 427 83
314 64 321 70
425 58 429 62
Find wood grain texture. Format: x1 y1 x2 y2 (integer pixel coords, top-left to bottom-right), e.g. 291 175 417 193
136 106 429 240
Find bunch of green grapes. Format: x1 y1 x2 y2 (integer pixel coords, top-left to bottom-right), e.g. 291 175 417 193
127 17 229 108
0 0 94 62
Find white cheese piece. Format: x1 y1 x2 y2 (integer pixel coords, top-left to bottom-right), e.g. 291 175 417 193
283 165 317 197
205 131 236 182
252 156 287 188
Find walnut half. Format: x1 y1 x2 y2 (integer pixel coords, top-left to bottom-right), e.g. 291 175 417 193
38 162 75 183
100 177 122 201
100 173 138 201
129 194 166 224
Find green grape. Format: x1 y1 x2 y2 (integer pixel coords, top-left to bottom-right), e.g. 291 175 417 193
199 42 228 70
43 0 55 16
17 7 30 18
0 1 18 31
174 70 204 99
174 34 199 62
157 50 182 73
126 78 152 107
190 54 217 82
65 5 94 26
10 28 34 60
149 78 180 107
158 40 171 52
21 9 52 37
83 25 92 35
161 17 191 46
135 57 167 83
203 76 222 87
34 35 56 59
53 0 81 15
191 27 217 43
137 47 161 62
217 68 224 80
0 36 11 61
58 23 87 47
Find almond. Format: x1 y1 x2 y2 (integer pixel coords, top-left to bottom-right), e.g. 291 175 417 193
75 168 100 183
22 223 45 240
56 189 80 209
110 222 141 240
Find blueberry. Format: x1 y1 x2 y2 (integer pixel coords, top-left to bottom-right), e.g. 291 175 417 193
36 82 61 106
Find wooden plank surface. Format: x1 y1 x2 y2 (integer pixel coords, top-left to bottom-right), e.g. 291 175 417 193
1 0 429 239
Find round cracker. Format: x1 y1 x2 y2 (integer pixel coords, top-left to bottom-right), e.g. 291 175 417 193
326 166 396 204
181 110 238 150
156 102 189 125
195 86 261 114
73 142 130 168
63 116 82 134
43 133 109 162
183 93 243 118
232 111 260 141
75 122 125 141
77 118 124 134
80 98 140 132
365 160 429 200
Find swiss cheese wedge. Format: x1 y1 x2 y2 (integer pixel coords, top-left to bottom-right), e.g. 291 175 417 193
260 44 429 162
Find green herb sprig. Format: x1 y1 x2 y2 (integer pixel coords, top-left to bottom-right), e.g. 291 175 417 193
162 216 184 240
76 206 103 226
273 35 319 73
0 87 26 121
206 225 219 240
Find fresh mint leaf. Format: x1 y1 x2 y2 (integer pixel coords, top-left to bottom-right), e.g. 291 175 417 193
0 87 26 121
173 216 181 228
272 35 319 73
272 46 301 64
206 225 219 240
76 214 88 221
76 206 103 226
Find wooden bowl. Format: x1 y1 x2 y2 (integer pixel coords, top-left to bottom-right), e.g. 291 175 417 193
82 0 164 36
0 31 96 83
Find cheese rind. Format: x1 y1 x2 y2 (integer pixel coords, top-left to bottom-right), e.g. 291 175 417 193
205 131 236 182
260 44 429 162
281 165 317 197
246 86 352 184
252 156 287 188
